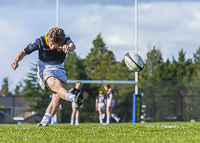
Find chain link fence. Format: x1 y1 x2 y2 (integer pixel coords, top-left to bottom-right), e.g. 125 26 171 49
0 95 126 123
142 79 200 122
142 95 200 122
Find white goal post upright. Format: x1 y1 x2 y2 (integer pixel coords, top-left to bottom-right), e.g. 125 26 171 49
135 0 139 95
56 0 59 27
132 0 142 124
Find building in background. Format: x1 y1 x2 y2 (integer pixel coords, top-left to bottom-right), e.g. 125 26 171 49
0 96 41 123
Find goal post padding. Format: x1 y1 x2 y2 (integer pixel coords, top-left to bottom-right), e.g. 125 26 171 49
132 94 142 123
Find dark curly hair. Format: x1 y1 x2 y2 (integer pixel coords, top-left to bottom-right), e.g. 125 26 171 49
48 27 65 48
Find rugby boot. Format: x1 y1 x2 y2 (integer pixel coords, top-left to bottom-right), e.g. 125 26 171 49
74 92 84 107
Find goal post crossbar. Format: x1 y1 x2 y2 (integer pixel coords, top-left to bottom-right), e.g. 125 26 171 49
67 80 137 84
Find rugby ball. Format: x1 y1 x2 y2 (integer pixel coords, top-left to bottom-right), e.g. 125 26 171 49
124 52 144 72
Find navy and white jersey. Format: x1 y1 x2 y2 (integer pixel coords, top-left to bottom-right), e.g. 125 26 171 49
107 88 114 99
96 94 106 103
24 34 71 65
70 87 84 95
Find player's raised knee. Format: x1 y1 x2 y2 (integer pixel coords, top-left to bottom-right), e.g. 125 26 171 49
46 77 61 89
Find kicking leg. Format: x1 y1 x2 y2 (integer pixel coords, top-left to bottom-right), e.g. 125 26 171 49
46 77 84 106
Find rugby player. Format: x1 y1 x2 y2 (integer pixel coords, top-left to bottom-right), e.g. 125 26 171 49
11 27 84 127
70 80 87 125
95 91 106 124
104 84 120 124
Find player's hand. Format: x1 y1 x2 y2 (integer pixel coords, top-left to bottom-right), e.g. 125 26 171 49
61 44 71 53
11 60 19 70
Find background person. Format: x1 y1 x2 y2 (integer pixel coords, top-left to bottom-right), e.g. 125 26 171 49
95 91 106 124
70 80 87 125
104 84 120 124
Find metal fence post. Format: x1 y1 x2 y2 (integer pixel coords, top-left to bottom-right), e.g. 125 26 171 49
181 95 183 120
12 96 15 123
154 95 156 122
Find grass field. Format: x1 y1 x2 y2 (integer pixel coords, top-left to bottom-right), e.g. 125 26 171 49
0 122 200 143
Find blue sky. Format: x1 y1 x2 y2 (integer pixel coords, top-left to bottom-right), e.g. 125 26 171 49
0 0 200 92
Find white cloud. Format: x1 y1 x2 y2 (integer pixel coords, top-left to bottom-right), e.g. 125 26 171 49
59 2 200 62
137 2 200 60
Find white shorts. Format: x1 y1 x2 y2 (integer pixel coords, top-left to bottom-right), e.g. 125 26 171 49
37 60 67 90
72 102 83 108
98 103 105 111
107 99 115 108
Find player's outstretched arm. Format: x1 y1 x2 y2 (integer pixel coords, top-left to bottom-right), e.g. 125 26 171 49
11 49 27 70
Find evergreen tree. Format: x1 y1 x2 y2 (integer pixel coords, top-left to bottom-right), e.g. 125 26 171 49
92 50 116 80
78 34 108 122
146 49 196 121
84 33 107 79
140 46 163 95
0 77 11 96
177 49 193 80
64 52 87 80
146 46 163 77
178 49 186 63
14 82 22 96
150 49 194 95
193 47 200 78
193 47 200 63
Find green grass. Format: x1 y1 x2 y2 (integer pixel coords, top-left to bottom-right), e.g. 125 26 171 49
0 122 200 143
